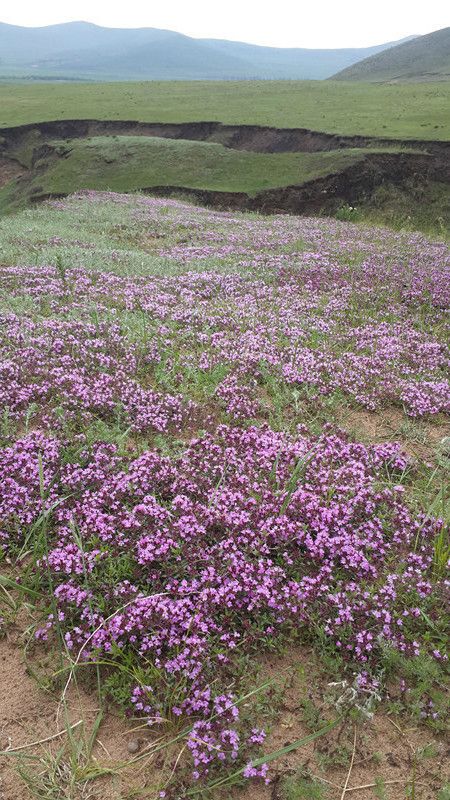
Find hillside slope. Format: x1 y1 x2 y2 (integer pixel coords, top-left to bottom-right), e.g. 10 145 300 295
0 20 414 80
333 27 450 81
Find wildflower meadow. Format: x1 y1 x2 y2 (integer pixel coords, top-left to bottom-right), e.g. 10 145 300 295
0 191 448 797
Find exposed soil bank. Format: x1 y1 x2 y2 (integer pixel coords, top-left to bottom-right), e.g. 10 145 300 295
140 153 450 215
1 119 448 220
27 153 449 219
0 157 25 188
1 632 447 800
1 118 450 157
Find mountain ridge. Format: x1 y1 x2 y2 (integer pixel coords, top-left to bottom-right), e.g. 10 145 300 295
0 21 417 80
332 27 450 81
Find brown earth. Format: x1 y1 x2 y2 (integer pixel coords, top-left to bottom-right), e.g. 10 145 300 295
0 159 24 190
226 647 449 800
1 629 448 800
337 406 450 461
0 625 175 800
0 119 449 157
15 151 450 220
139 150 450 216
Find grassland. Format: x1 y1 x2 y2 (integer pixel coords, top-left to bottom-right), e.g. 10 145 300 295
0 79 448 238
0 80 449 139
341 181 450 238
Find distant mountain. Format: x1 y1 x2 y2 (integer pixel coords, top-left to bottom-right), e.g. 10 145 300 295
0 21 416 81
332 27 450 82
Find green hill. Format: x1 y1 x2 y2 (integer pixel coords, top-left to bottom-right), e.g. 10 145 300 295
0 20 414 80
333 27 450 82
1 135 383 206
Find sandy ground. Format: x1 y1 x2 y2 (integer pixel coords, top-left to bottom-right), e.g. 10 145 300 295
0 627 172 800
0 630 448 800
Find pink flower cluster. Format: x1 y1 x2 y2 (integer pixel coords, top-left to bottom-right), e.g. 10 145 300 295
1 427 445 701
0 315 193 433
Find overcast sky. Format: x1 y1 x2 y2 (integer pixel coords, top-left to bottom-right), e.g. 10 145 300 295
1 0 448 48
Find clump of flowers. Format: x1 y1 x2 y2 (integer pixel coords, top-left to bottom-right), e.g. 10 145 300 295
216 374 259 421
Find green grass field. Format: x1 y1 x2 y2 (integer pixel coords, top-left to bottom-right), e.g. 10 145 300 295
337 181 450 237
29 136 394 195
0 80 449 139
0 80 448 235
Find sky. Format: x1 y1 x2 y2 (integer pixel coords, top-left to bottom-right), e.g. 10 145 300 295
1 0 449 48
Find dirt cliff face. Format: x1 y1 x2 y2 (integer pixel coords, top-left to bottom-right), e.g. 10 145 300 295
0 157 25 188
140 152 449 215
0 119 449 217
1 118 450 156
